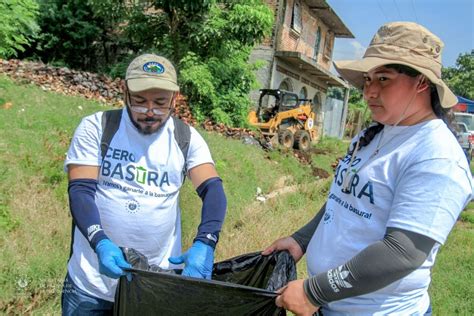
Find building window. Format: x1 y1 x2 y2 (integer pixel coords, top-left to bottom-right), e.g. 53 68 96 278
299 87 307 100
291 0 302 33
279 78 293 92
312 92 322 113
324 32 334 60
314 27 321 59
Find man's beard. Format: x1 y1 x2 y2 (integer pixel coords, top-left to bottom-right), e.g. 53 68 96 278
136 116 164 135
126 106 171 135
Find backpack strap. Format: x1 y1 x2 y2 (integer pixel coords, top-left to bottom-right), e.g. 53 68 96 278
172 116 191 181
100 109 123 161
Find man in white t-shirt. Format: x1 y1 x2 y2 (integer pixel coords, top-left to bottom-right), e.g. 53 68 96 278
61 54 227 314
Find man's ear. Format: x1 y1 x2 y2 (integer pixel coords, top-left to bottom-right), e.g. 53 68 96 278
121 80 128 99
172 92 179 106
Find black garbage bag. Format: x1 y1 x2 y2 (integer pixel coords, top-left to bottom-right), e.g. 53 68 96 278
114 249 297 316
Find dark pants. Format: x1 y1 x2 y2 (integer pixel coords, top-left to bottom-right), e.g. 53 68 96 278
61 273 113 316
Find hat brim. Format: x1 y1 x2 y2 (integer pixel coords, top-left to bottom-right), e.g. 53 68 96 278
127 77 179 92
334 57 457 108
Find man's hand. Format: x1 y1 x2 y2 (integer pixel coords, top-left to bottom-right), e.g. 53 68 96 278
168 241 214 279
275 279 320 316
95 239 131 279
262 236 304 262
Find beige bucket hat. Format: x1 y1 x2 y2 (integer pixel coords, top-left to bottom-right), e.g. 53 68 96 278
126 54 179 92
334 22 457 108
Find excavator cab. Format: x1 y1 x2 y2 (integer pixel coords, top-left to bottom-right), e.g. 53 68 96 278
248 89 318 151
256 89 298 120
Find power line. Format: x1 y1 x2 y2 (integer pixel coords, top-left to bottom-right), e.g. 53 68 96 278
376 0 389 21
392 0 403 20
410 0 419 23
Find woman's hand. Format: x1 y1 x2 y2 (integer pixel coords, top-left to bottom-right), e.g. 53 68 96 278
262 236 304 262
275 279 319 316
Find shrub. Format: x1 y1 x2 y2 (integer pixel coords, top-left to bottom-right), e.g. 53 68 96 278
0 0 39 58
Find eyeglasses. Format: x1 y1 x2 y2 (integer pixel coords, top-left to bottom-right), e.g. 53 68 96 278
130 105 171 116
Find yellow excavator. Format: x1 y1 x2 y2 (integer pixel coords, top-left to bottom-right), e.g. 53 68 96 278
248 89 318 151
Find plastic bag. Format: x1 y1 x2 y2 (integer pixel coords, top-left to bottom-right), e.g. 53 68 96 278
114 249 297 315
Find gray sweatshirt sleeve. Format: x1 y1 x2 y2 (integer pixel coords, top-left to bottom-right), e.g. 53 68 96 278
303 227 436 306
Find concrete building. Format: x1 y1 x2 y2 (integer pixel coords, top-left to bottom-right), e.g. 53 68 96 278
250 0 354 138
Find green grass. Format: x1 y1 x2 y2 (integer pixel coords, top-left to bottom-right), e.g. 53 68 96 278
310 136 348 175
430 208 474 315
0 75 108 313
0 74 472 315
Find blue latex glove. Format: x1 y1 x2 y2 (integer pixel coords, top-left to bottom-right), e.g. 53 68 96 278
168 241 214 279
95 239 131 279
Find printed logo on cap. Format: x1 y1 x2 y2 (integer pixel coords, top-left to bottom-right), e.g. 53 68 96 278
143 61 165 74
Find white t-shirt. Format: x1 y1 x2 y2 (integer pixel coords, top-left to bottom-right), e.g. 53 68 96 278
306 119 472 315
64 110 214 301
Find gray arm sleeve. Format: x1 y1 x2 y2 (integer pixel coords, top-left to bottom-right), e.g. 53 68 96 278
291 203 326 253
304 227 436 306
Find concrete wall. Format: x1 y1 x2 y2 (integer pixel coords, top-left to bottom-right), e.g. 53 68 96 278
248 47 275 102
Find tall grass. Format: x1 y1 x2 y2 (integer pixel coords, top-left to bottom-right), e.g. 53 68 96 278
0 75 107 313
0 75 472 315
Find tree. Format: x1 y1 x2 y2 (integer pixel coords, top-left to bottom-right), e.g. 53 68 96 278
443 50 474 100
0 0 39 58
25 0 274 126
177 0 274 126
30 0 106 70
123 0 273 126
85 0 129 66
25 0 130 71
327 87 344 100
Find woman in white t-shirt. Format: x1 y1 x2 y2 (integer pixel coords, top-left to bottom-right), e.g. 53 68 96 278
263 22 472 316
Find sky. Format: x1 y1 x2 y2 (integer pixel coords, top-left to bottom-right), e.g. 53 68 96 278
326 0 474 69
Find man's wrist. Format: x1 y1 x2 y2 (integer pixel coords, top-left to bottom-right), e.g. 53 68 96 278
195 177 226 250
194 233 218 249
91 231 108 251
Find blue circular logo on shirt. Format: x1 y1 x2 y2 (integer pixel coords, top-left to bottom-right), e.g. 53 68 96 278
143 62 165 74
125 200 140 214
323 209 334 224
